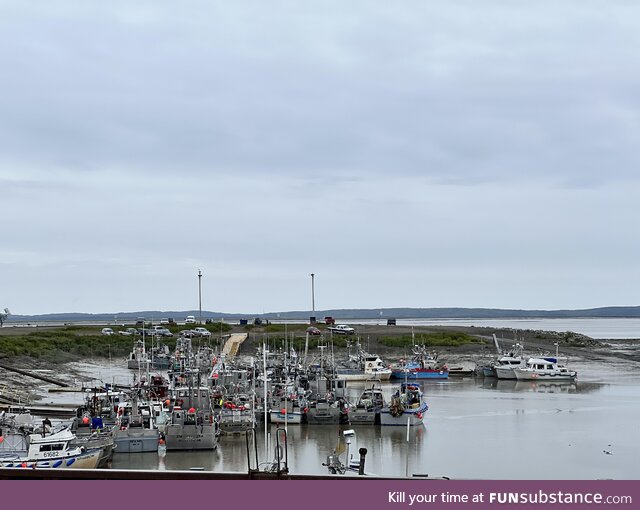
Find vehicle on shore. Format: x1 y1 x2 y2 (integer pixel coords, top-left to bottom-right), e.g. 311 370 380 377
185 316 196 324
328 324 355 335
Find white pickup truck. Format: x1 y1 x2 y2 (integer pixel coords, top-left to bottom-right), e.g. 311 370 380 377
328 324 355 335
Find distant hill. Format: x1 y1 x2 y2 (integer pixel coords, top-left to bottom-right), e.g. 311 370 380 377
5 306 640 323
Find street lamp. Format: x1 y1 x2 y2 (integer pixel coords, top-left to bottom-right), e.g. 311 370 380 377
198 269 203 325
310 273 316 324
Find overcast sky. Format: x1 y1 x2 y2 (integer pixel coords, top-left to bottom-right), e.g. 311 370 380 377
1 1 639 315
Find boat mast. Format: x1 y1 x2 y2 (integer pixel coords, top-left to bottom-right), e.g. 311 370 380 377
262 342 269 460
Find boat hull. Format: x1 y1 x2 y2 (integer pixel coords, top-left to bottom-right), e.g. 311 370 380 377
114 428 160 453
306 403 347 425
514 370 577 382
495 366 517 379
348 410 377 425
269 411 305 424
379 403 428 426
164 424 218 450
0 449 102 469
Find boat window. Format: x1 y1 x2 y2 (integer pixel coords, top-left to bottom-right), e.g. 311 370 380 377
52 444 64 451
40 445 52 452
547 365 553 369
537 364 544 370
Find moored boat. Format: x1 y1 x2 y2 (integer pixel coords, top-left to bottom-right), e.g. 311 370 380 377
379 383 428 426
514 356 577 382
0 428 102 469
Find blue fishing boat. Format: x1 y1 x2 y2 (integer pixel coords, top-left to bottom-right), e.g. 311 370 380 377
390 348 448 380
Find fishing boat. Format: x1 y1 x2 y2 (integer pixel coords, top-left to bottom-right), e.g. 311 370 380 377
379 383 428 426
390 346 448 380
348 383 385 425
269 382 309 424
127 339 152 371
305 377 349 425
164 384 219 450
513 356 577 382
494 343 527 380
335 344 392 381
0 428 102 469
114 394 161 453
69 415 116 467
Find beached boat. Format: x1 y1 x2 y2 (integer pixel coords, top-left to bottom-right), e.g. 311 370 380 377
0 428 102 469
494 343 527 380
379 383 428 426
514 356 577 382
127 339 152 370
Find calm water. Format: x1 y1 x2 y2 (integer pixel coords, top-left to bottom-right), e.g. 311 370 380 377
346 318 640 340
51 356 640 480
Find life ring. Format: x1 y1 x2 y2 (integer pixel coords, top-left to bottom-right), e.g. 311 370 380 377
367 363 373 368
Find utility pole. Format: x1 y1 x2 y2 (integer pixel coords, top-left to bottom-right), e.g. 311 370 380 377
310 273 316 324
198 269 203 325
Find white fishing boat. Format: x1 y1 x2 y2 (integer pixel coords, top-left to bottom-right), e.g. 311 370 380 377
0 428 101 469
335 345 392 381
514 356 577 382
494 343 527 380
127 339 152 370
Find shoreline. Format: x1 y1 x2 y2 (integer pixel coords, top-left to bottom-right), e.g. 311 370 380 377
1 323 639 405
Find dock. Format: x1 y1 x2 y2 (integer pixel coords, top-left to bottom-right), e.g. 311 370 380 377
0 402 79 417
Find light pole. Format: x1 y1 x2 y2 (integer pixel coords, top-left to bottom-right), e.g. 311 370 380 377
310 273 316 324
198 269 203 325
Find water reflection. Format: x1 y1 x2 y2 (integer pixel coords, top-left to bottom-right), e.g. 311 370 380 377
477 377 604 394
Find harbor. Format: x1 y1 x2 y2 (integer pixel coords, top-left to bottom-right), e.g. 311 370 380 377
1 318 639 479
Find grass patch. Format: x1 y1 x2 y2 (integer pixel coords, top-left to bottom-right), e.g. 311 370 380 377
379 332 481 348
0 327 182 361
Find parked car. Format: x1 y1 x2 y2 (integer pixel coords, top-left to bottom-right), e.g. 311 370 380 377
179 329 195 338
101 328 115 336
160 318 170 325
306 326 322 336
153 326 173 337
118 329 133 336
328 324 355 335
185 315 197 324
193 327 212 338
324 316 336 325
